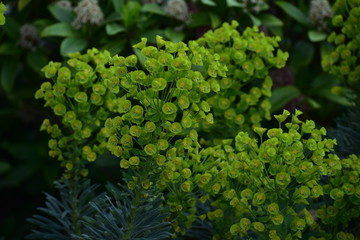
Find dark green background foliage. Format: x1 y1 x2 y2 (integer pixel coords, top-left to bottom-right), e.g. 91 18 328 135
0 0 359 239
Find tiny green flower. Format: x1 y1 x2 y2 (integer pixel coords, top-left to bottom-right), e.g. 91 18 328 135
162 102 177 115
120 159 130 169
74 92 88 103
151 78 167 91
54 104 66 116
144 143 157 155
129 156 140 166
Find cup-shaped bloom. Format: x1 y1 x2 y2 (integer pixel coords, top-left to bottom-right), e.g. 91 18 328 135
54 104 66 116
129 156 140 166
144 144 157 156
223 189 236 201
198 81 211 93
176 78 193 90
239 218 251 231
151 78 167 91
271 214 284 225
311 185 324 198
172 57 191 70
92 83 106 95
230 224 241 236
291 218 306 231
181 180 192 192
181 168 192 179
169 122 182 134
86 152 96 162
120 134 133 146
130 105 144 119
141 179 151 190
144 121 156 133
154 154 166 166
177 95 190 110
181 115 193 128
129 126 143 137
267 203 279 215
252 222 265 232
252 192 266 206
120 159 130 169
211 183 221 194
241 188 253 200
71 119 82 131
125 55 137 67
342 183 355 195
275 172 291 187
74 92 88 103
141 46 158 58
330 188 344 200
162 102 177 115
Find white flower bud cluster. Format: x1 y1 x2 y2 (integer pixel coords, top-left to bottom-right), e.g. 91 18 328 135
241 0 266 14
163 0 191 22
72 0 104 30
18 23 40 50
55 0 72 11
309 0 333 30
142 0 163 4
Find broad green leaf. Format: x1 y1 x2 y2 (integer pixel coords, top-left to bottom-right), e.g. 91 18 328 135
112 0 124 15
275 1 310 26
101 39 126 56
41 22 80 37
60 37 88 57
0 161 11 175
1 58 18 93
269 85 302 113
188 12 210 28
227 0 242 7
141 3 166 16
290 41 314 73
106 23 126 35
201 0 216 6
306 97 321 109
308 30 327 42
3 17 20 41
18 0 31 11
165 28 185 43
0 42 21 55
258 14 284 27
26 50 48 72
48 4 75 24
249 14 261 26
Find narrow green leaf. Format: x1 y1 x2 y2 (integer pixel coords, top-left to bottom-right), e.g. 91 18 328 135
258 14 284 27
106 23 126 35
18 0 31 11
41 22 79 37
201 0 216 6
48 4 75 24
1 58 18 93
308 30 327 42
275 1 310 26
209 13 221 28
306 97 321 109
60 37 88 57
141 3 166 16
290 41 315 73
249 14 261 26
227 0 242 7
269 85 302 113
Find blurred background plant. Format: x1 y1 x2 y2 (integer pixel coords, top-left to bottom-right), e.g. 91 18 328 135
0 0 359 239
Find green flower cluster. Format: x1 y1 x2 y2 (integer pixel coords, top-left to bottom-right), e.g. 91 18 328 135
195 21 288 138
160 110 359 239
322 0 360 103
35 21 286 180
0 2 6 25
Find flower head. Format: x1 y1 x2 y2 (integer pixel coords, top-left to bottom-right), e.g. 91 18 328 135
72 0 104 29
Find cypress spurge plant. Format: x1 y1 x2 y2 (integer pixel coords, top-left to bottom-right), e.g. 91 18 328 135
34 20 360 239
